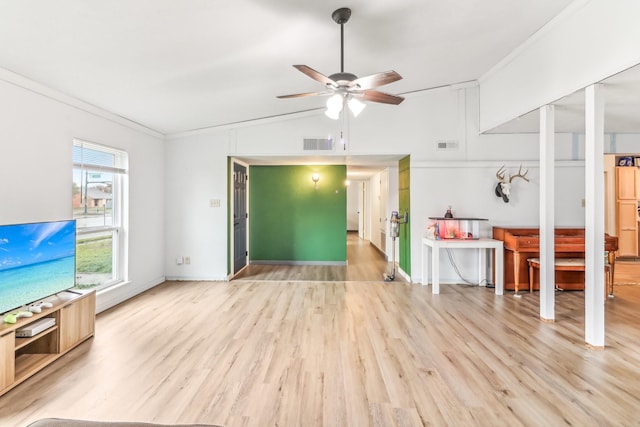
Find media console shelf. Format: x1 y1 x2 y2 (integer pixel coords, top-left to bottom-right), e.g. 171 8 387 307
0 289 95 396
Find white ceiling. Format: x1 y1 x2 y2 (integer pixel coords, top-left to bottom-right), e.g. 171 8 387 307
0 0 577 135
487 64 640 134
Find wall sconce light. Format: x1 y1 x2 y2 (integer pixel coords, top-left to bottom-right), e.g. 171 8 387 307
312 173 320 190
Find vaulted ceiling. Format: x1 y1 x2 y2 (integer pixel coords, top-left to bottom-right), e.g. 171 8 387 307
0 0 576 135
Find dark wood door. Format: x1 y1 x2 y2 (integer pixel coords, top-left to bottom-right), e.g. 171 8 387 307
233 163 247 273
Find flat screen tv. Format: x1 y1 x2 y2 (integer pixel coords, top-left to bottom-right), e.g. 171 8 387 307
0 219 76 315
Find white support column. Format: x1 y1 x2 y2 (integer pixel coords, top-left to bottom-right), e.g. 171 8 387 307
539 105 555 321
585 84 606 348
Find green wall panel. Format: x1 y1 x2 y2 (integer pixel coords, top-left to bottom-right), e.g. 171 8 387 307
249 165 347 262
399 155 411 275
227 157 231 275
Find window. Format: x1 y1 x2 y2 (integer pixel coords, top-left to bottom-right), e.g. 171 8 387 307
72 139 128 290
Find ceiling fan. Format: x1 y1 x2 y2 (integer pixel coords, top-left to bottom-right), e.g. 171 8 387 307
277 7 404 119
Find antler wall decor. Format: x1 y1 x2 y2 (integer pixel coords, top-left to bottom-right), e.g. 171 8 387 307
495 165 529 203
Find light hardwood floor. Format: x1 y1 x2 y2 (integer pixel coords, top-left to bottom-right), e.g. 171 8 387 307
2 278 640 426
614 260 640 286
233 232 398 282
1 241 639 426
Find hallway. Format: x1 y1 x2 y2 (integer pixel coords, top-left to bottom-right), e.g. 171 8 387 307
233 232 402 282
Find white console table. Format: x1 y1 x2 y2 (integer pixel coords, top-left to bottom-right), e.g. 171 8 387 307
421 237 504 295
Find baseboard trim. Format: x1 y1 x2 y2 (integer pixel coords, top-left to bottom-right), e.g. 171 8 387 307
250 260 347 266
96 275 165 314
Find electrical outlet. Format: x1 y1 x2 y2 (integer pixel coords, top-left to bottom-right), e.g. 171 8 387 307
184 256 191 264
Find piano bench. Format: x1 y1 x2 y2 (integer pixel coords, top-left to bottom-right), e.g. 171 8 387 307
527 258 613 296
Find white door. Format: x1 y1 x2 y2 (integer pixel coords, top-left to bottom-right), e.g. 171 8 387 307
346 181 360 231
358 181 365 239
379 169 388 254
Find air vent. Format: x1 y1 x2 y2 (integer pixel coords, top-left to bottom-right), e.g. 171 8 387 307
436 140 459 151
303 137 333 151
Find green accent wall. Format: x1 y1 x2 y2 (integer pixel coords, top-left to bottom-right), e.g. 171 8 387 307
227 157 231 275
249 165 347 262
399 156 411 274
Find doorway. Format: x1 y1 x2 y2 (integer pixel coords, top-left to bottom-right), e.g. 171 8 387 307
346 179 367 240
229 156 409 281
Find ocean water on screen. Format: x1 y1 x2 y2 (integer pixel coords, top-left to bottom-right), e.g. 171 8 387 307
0 256 74 314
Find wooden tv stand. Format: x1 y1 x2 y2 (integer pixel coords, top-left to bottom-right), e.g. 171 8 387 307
0 289 95 396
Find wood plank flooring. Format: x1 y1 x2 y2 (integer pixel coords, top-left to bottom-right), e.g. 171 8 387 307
614 260 640 286
233 232 398 282
1 279 640 426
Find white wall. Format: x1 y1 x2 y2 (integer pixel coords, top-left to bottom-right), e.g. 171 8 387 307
164 131 229 280
6 0 640 310
612 133 640 153
0 74 166 313
164 86 589 285
0 71 606 302
410 161 586 283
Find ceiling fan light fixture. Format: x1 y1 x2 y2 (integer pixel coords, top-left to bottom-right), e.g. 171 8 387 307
325 93 344 119
277 8 404 113
325 107 341 120
326 93 344 112
347 97 366 117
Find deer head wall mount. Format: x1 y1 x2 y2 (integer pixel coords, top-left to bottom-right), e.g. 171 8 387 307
495 165 529 203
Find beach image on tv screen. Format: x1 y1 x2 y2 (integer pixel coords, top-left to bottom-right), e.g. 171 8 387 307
0 220 75 314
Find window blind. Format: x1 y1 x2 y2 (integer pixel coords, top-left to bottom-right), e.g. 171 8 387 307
73 139 127 174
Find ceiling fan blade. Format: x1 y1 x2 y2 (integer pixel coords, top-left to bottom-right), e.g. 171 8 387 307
293 65 337 87
351 70 402 90
359 90 405 105
277 91 331 99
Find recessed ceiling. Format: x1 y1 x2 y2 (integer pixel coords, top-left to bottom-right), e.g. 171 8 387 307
0 0 575 134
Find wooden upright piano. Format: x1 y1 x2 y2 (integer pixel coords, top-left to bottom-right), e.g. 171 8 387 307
493 226 618 292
